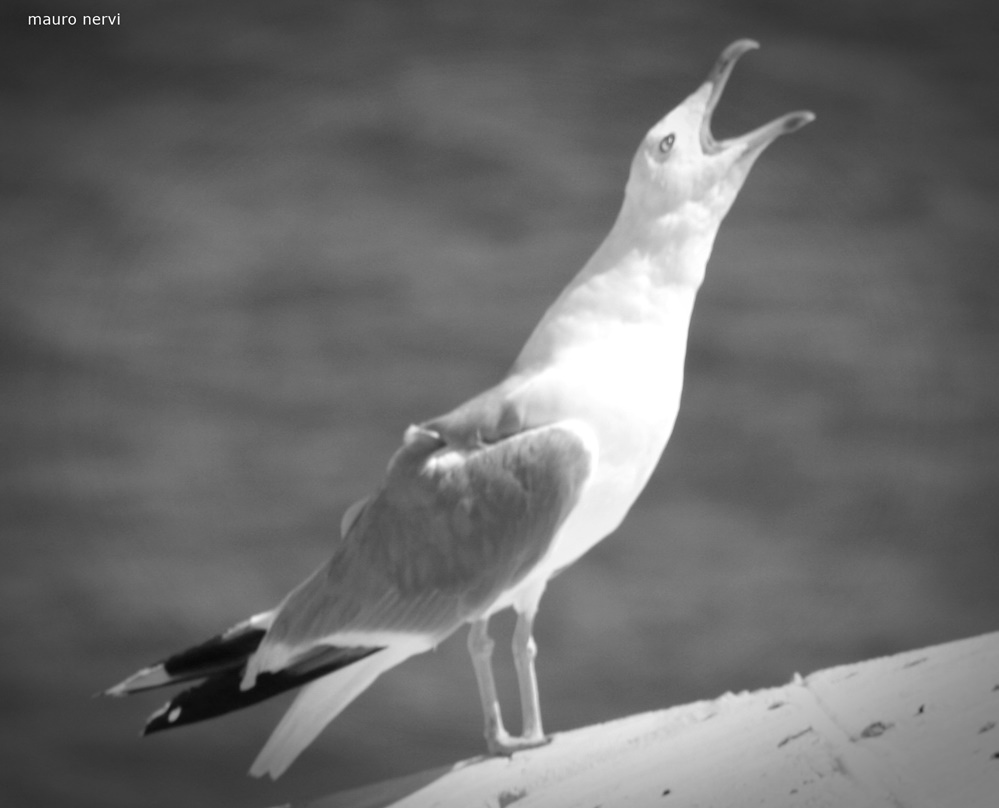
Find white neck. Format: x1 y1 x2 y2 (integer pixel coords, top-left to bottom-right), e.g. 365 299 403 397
512 200 720 374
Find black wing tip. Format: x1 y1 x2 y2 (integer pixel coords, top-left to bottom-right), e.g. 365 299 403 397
138 646 385 735
103 619 269 700
101 664 170 698
159 624 267 680
142 702 181 736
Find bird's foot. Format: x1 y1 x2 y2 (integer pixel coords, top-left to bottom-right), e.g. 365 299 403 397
486 731 552 757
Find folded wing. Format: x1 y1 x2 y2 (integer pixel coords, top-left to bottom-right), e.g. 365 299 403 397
106 414 595 778
246 416 596 680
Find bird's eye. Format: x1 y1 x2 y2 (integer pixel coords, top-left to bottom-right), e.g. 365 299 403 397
658 133 676 154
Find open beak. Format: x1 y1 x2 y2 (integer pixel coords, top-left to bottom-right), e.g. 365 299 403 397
699 39 815 155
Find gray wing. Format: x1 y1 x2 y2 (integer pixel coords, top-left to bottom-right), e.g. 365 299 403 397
257 410 594 661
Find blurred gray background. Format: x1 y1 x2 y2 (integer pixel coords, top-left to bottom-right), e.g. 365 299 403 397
2 1 996 806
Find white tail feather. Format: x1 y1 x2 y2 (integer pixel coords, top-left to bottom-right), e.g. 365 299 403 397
248 641 424 779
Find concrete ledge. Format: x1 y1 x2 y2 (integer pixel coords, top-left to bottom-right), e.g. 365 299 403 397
288 631 999 808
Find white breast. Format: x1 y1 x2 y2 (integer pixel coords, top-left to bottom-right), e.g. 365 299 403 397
518 294 696 576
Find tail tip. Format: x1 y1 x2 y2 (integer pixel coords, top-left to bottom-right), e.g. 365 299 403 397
248 758 282 780
249 739 295 780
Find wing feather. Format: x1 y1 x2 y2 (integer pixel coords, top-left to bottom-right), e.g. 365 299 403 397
248 417 595 680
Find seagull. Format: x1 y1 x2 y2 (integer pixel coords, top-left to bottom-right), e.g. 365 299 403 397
104 39 813 780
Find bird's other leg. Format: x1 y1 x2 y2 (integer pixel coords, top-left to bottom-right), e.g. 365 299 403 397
510 604 550 749
467 618 513 753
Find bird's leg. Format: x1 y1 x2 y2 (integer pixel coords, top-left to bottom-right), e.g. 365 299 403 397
511 607 550 748
467 618 513 753
468 611 551 756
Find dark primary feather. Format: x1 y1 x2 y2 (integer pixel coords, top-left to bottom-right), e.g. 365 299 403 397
107 616 382 733
102 616 270 697
159 621 268 685
144 646 381 734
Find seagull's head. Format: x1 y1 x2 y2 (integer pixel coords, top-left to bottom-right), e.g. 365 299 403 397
626 40 814 223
